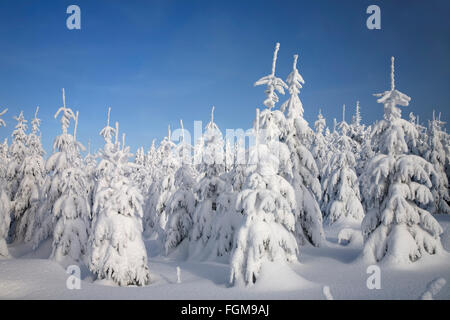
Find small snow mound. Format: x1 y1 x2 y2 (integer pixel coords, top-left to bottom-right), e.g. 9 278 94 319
337 228 362 246
323 286 333 300
420 277 446 300
252 261 315 291
440 226 450 252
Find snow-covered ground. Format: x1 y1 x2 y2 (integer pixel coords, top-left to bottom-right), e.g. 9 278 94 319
1 214 449 300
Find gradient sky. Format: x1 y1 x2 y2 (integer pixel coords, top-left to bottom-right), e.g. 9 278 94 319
0 0 449 155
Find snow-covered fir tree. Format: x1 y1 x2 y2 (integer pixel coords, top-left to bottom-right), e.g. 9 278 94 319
280 54 314 148
360 57 443 264
349 101 365 151
7 111 28 208
190 106 229 257
229 137 247 194
358 125 375 175
46 90 90 263
229 108 298 286
0 109 9 184
0 190 10 258
89 110 149 286
84 140 98 216
311 109 328 180
321 111 364 225
277 53 324 247
144 125 178 240
13 107 46 242
0 108 10 257
164 120 198 254
408 112 428 158
425 111 450 214
0 138 8 182
132 146 151 196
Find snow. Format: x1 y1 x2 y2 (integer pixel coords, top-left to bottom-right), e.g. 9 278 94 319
0 214 448 299
0 46 449 299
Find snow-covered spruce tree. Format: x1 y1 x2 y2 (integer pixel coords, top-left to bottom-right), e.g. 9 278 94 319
349 101 365 152
47 91 90 263
0 190 10 258
7 111 28 205
360 57 443 264
357 125 375 175
190 107 228 253
0 108 10 257
0 109 9 185
84 140 98 214
6 111 29 240
144 125 178 240
278 53 324 246
164 120 198 254
408 112 428 158
145 139 158 184
280 54 314 148
425 111 450 214
0 138 8 181
89 111 149 286
229 137 247 194
311 109 329 180
321 115 364 225
131 146 151 196
443 128 450 184
229 108 298 286
13 107 46 242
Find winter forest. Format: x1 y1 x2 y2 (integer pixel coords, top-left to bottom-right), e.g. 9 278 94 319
0 42 449 299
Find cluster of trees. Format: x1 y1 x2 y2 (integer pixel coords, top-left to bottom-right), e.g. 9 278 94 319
0 44 449 286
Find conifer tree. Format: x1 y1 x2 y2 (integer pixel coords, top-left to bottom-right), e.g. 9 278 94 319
230 109 298 285
278 53 324 246
361 58 443 264
13 107 46 242
425 111 450 214
89 109 149 286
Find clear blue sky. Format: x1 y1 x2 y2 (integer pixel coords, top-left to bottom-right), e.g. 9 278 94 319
0 0 449 155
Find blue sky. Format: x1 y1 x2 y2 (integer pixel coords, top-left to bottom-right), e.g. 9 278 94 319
0 0 449 155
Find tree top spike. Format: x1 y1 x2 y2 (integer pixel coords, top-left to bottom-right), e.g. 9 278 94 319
180 119 185 142
255 108 260 144
115 121 119 144
391 56 395 90
271 43 280 76
293 54 298 70
211 106 215 123
342 104 346 122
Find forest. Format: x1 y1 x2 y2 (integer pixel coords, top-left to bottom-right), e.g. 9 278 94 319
0 43 449 295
